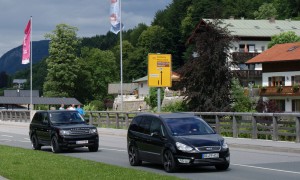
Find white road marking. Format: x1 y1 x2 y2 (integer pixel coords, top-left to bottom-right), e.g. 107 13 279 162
1 135 13 138
233 163 300 175
99 147 127 152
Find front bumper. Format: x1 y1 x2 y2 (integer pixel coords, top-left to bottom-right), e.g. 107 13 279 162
174 149 230 166
57 134 99 148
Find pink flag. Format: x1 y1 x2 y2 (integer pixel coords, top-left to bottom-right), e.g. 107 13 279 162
22 20 31 64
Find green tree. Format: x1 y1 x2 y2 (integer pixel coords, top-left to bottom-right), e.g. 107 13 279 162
273 0 300 20
112 40 134 82
128 23 148 47
43 24 80 97
253 3 277 19
268 31 300 48
222 0 269 19
126 47 148 81
179 20 233 112
231 78 255 112
80 47 118 101
137 25 173 54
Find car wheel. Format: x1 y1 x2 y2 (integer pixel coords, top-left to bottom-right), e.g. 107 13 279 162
31 135 41 150
88 143 99 152
51 136 61 153
215 162 230 171
163 150 177 173
128 146 141 166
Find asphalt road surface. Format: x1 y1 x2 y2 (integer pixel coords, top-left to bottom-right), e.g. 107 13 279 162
0 124 300 180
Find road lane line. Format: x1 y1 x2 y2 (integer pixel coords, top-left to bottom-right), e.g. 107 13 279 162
1 135 13 138
233 163 300 175
99 147 127 152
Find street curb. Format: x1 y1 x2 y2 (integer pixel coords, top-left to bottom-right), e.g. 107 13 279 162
228 143 300 154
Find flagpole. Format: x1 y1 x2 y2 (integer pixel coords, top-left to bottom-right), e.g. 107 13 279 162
119 0 123 111
30 16 33 110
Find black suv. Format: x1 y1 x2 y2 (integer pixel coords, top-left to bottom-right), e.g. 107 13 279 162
127 113 230 172
29 110 99 153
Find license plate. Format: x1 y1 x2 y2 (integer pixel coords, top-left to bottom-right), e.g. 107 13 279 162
202 153 219 159
76 140 88 144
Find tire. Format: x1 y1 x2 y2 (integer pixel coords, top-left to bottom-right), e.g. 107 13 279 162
88 143 99 152
51 136 61 153
163 150 177 173
215 162 230 171
128 146 142 166
31 135 41 150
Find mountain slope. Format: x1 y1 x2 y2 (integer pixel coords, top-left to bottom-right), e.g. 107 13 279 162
0 40 49 74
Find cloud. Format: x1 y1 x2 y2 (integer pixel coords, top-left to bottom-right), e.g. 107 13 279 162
0 0 171 57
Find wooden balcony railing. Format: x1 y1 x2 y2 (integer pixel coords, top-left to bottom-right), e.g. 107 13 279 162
234 70 262 78
260 86 300 96
232 52 260 64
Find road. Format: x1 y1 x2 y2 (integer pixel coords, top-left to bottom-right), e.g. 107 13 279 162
0 122 300 180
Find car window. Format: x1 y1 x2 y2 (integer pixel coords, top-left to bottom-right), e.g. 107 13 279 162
129 116 142 132
164 117 215 136
49 111 84 124
139 117 151 135
41 112 49 124
32 113 42 124
149 117 163 136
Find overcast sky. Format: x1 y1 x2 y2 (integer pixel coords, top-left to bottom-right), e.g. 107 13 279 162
0 0 172 57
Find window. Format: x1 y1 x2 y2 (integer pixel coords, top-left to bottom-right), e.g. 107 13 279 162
261 46 265 52
268 76 285 86
149 117 164 136
129 116 142 132
139 117 151 135
292 76 300 85
140 83 143 88
274 100 285 112
32 113 42 124
292 100 300 112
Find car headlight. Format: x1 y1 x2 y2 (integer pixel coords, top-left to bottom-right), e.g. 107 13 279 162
89 128 98 134
222 139 229 149
176 142 194 152
59 130 71 136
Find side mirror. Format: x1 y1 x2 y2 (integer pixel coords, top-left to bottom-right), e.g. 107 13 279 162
151 131 160 137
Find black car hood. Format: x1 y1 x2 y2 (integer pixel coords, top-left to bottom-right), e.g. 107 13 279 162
175 134 222 147
53 123 95 129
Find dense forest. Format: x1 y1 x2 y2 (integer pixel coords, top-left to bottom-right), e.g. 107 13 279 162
1 0 300 110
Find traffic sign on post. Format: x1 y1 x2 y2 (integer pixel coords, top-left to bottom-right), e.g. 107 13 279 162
148 54 172 87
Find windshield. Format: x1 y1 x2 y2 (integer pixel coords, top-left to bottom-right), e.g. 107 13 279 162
49 111 85 124
165 117 215 136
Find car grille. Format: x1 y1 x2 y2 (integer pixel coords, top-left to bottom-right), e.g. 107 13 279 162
69 128 90 135
196 146 221 152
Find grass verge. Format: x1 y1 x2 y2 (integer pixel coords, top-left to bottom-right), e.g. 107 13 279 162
0 145 183 180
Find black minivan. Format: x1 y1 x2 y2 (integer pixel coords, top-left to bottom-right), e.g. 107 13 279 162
29 110 99 153
127 113 230 172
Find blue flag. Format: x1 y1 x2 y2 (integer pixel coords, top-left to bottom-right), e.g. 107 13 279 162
110 0 124 34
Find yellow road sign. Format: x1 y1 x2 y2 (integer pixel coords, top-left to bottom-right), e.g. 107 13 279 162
148 54 172 87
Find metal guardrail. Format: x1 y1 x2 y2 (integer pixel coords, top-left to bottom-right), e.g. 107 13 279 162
1 110 299 143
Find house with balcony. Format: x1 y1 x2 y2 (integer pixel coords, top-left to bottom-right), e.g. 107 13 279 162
246 42 300 112
186 18 300 87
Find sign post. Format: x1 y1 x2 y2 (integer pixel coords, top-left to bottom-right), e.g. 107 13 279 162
148 54 172 112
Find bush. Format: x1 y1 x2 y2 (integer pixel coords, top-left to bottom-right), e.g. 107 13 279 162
84 100 104 111
162 101 187 112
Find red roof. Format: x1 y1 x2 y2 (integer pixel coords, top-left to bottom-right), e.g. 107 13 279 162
246 42 300 64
